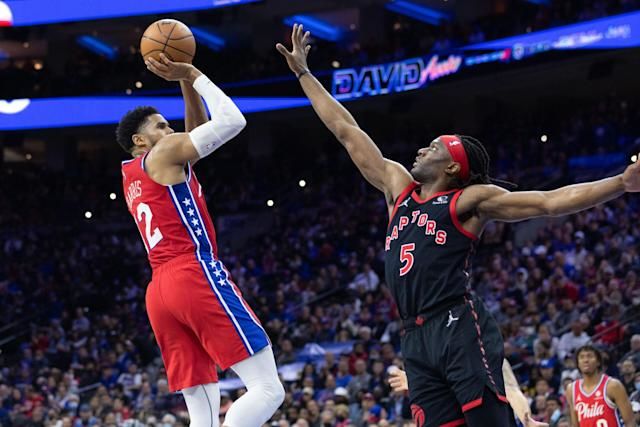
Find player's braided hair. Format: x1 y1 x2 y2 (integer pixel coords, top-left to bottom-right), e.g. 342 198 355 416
457 134 491 186
116 106 159 153
456 134 517 189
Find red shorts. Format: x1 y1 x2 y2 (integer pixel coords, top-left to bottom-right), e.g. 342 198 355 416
146 254 270 391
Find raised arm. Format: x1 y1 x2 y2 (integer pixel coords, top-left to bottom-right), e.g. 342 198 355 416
607 378 637 427
276 24 412 205
145 56 246 168
461 159 640 223
179 80 208 132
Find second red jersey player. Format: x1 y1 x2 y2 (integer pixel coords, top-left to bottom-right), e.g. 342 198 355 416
566 345 636 427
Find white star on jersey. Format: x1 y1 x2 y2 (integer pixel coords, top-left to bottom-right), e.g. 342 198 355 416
182 198 191 207
187 208 195 216
191 218 199 226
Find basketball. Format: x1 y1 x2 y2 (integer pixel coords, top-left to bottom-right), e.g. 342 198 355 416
140 19 196 63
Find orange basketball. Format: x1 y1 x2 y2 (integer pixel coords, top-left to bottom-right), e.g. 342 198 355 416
140 19 196 63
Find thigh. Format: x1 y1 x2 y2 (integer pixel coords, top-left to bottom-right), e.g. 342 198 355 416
463 387 511 427
146 277 217 392
166 259 270 370
443 301 507 413
402 330 465 427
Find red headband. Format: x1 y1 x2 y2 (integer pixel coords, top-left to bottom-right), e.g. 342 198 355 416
440 135 469 182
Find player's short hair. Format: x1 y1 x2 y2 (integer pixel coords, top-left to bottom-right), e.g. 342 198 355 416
576 344 603 370
115 106 159 153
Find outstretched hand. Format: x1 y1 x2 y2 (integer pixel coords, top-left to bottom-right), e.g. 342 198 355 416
145 53 195 82
524 413 549 427
388 368 408 393
623 153 640 192
276 23 312 76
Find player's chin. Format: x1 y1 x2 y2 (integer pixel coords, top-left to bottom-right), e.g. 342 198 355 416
410 167 424 182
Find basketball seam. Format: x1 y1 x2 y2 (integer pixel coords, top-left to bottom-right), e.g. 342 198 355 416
142 27 194 58
169 34 194 41
164 44 195 57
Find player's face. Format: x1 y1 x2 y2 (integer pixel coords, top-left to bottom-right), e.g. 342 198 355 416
410 138 451 182
140 114 174 147
577 350 599 375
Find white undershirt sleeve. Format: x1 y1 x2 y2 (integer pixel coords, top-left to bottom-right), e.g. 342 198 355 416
188 74 246 159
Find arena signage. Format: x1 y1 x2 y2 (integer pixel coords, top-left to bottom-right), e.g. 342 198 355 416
332 54 463 101
462 10 640 52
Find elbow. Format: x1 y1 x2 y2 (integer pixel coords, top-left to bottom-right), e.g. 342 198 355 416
330 120 356 144
227 110 247 139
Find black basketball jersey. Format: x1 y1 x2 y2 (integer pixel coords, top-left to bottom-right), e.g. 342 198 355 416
384 182 478 319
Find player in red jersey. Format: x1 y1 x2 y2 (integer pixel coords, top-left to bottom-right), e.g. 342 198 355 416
116 54 284 427
566 345 635 427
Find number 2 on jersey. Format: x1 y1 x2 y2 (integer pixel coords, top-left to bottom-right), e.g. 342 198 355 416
136 202 163 250
399 243 415 276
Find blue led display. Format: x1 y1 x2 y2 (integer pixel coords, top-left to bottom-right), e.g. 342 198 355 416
463 10 640 52
2 0 260 27
0 97 310 131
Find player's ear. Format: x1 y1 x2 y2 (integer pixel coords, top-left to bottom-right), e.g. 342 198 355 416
444 162 460 177
132 133 146 147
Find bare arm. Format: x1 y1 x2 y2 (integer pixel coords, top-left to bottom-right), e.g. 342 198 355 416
276 24 412 204
467 155 640 223
503 360 548 427
607 379 636 427
180 79 208 132
565 383 579 427
145 56 245 169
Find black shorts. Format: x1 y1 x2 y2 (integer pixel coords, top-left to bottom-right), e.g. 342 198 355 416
402 295 509 427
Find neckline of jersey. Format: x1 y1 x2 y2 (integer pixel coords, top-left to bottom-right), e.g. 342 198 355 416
411 188 459 204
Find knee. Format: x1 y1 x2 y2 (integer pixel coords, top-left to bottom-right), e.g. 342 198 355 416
266 380 285 408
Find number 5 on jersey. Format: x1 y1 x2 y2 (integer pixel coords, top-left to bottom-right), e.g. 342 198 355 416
399 243 415 276
137 202 163 251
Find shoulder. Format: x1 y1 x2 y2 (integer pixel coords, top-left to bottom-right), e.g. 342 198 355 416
146 133 190 167
605 377 626 395
456 184 505 214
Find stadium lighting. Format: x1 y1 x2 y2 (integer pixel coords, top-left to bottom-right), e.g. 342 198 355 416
540 134 548 142
331 60 341 68
283 15 346 42
76 35 117 61
84 211 93 219
190 27 226 51
135 81 143 89
109 193 117 200
299 180 306 188
25 153 32 160
385 0 452 26
267 199 275 207
632 154 638 163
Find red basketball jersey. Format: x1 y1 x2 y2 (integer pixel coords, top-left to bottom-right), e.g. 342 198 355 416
121 154 218 269
572 374 621 427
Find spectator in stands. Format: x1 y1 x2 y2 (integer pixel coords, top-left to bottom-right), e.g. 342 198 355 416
621 358 638 396
558 320 590 360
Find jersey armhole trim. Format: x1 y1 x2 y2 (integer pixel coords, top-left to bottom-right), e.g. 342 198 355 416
450 189 479 241
603 376 617 409
388 181 419 227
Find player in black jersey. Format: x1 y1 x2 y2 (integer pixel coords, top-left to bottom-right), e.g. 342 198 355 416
277 25 640 427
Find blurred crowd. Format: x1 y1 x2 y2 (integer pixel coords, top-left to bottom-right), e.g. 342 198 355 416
2 86 640 426
1 0 639 98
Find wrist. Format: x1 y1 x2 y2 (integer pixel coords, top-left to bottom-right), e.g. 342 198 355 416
185 67 203 85
296 68 310 79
